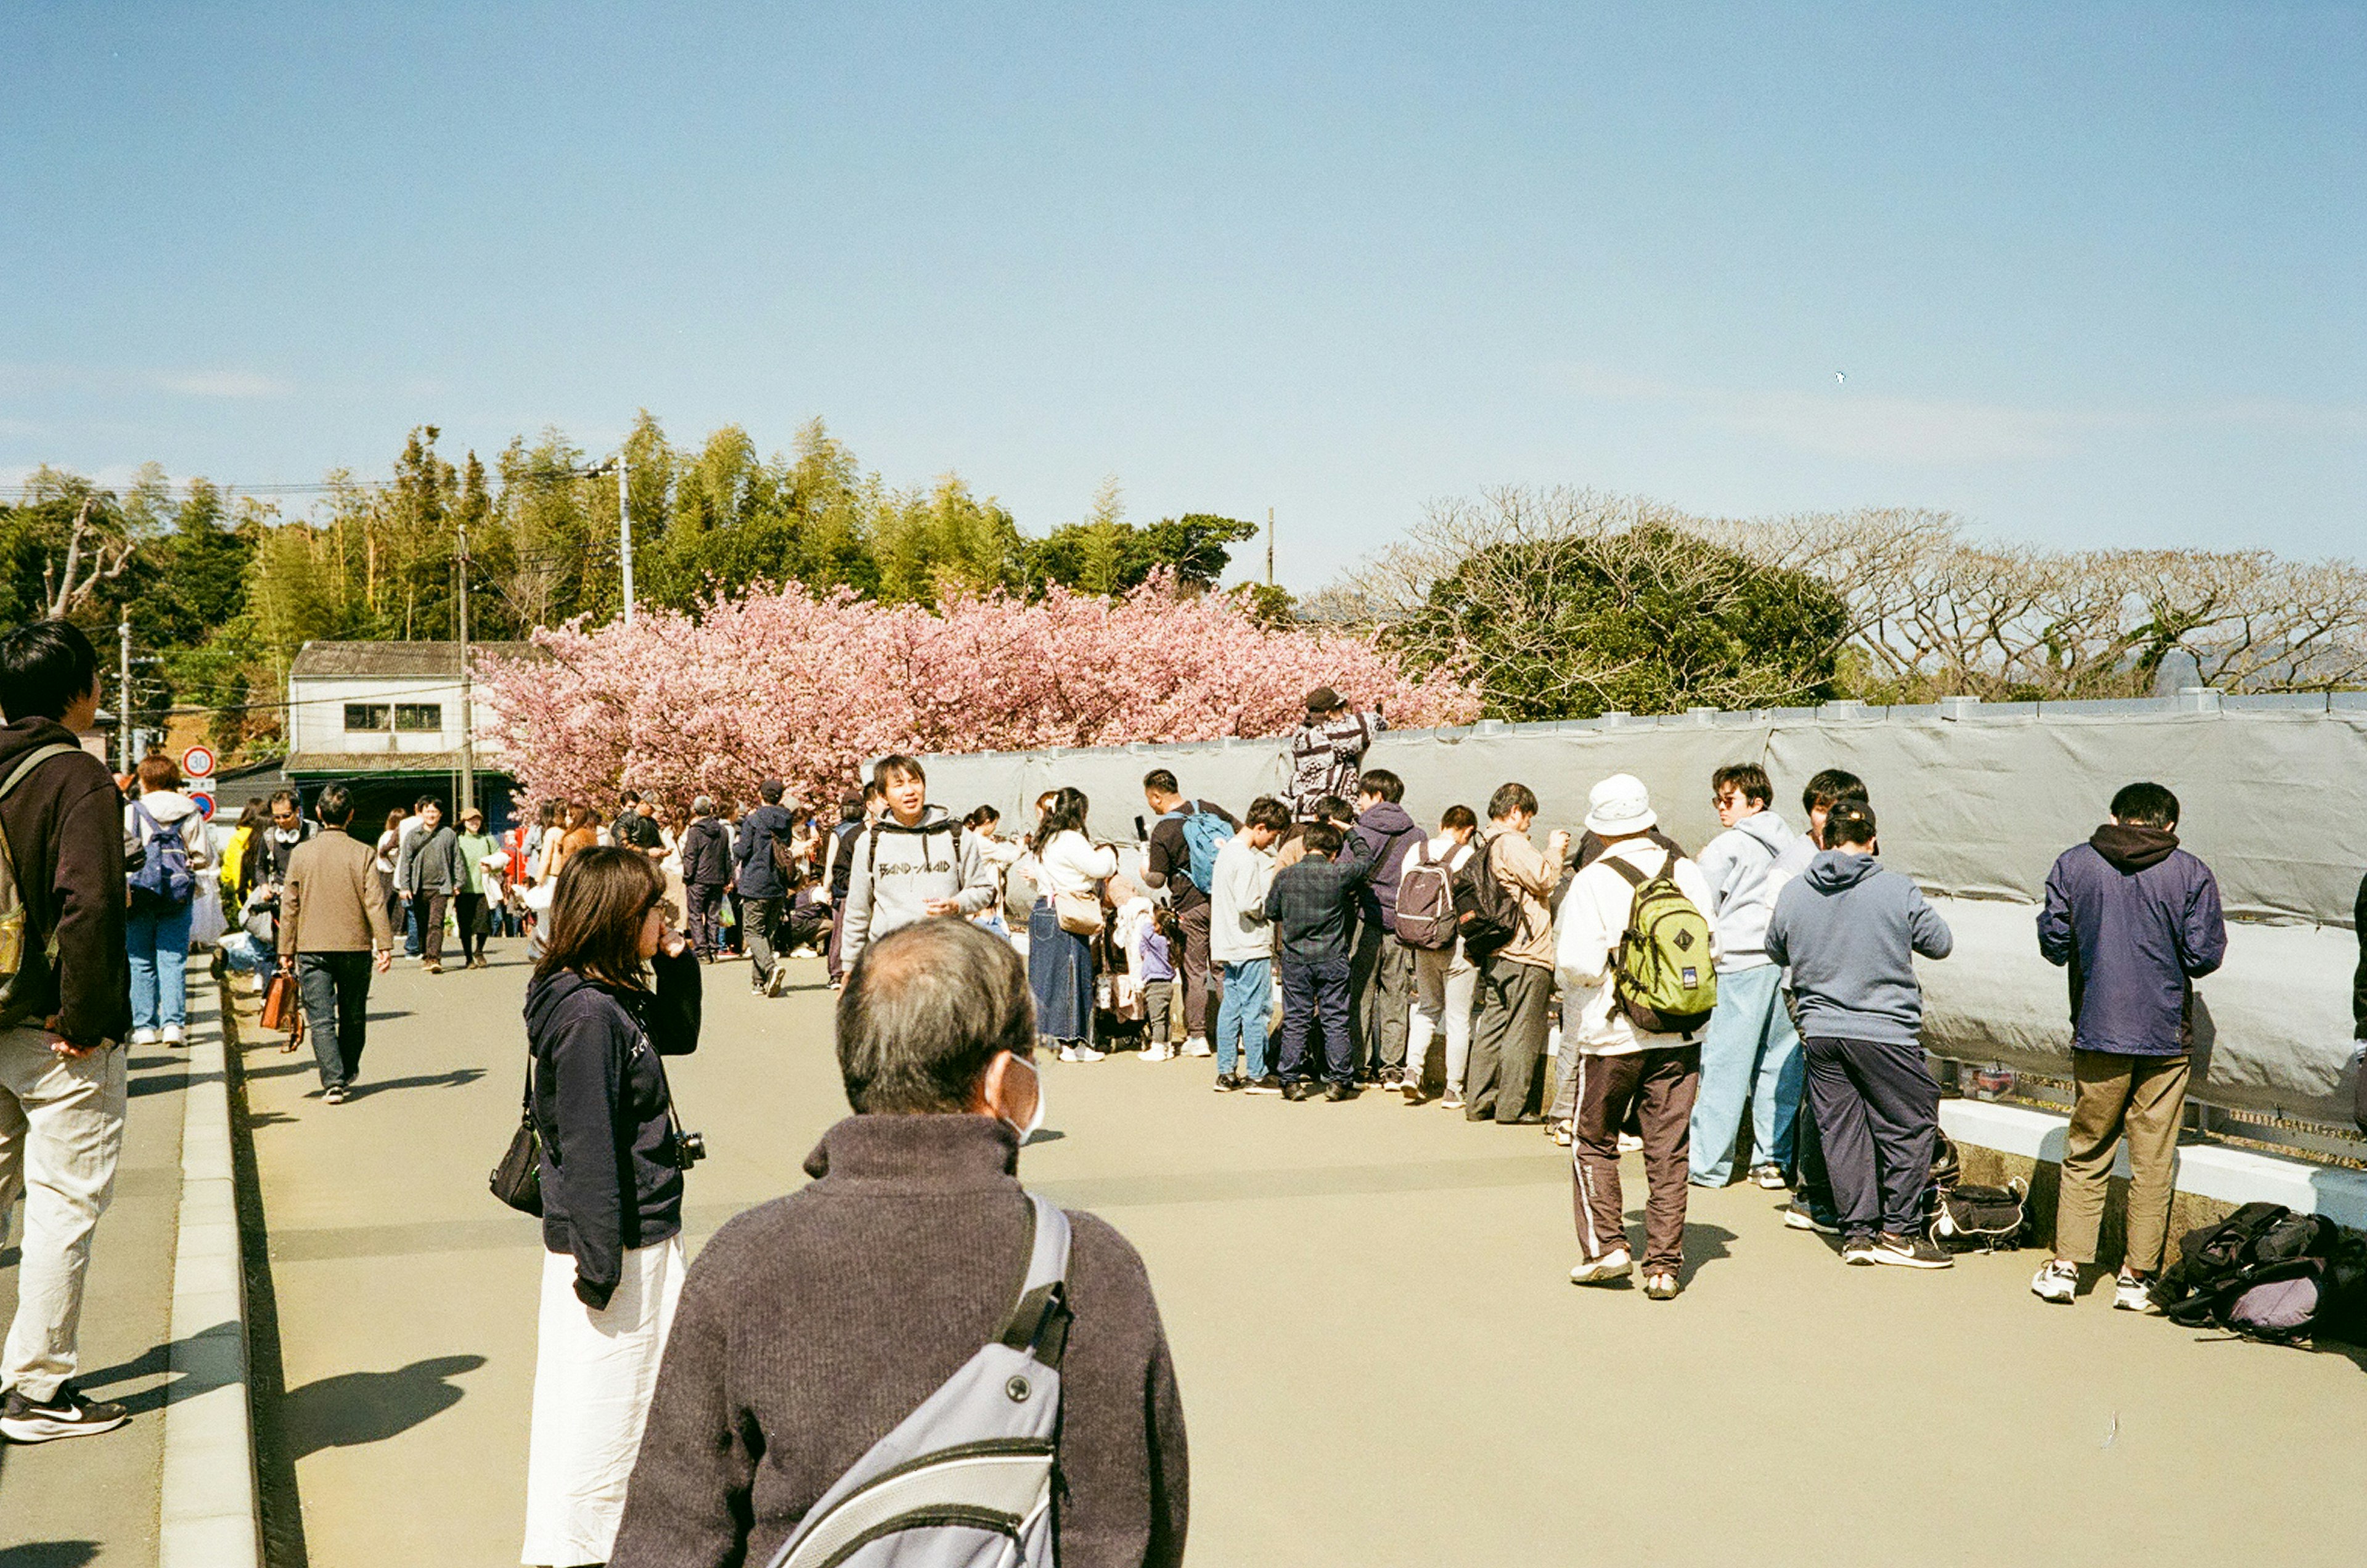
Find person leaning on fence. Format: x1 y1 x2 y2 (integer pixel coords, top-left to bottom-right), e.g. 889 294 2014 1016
0 619 136 1445
1210 796 1289 1093
1346 767 1423 1091
1765 799 1955 1270
2029 782 2228 1313
276 784 394 1104
1264 819 1376 1101
1400 804 1480 1108
1461 783 1568 1124
609 917 1188 1568
521 846 702 1568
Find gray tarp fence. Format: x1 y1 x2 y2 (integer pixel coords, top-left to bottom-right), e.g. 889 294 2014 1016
920 693 2366 1126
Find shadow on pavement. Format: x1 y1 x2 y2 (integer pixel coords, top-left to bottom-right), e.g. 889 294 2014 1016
342 1068 486 1100
0 1543 100 1567
281 1355 486 1459
70 1320 245 1417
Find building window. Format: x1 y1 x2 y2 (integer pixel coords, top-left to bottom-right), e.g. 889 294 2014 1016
344 703 390 732
393 703 443 732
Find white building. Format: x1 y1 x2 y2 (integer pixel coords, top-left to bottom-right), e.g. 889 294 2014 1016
284 641 534 827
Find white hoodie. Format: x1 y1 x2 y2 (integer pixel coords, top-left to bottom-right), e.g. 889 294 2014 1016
1209 833 1277 963
1694 809 1813 974
125 788 212 872
1553 836 1718 1055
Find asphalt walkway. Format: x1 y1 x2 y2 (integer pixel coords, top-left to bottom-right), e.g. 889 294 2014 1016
238 949 2367 1567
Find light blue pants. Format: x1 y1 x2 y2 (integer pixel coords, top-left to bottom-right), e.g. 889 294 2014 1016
1215 958 1273 1080
127 900 195 1034
1688 962 1803 1185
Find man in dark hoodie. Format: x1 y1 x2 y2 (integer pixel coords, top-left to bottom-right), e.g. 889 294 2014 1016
0 619 134 1443
1765 799 1955 1270
677 796 733 962
734 778 797 997
1140 769 1240 1059
1346 767 1421 1088
2354 870 2366 1133
2030 782 2228 1312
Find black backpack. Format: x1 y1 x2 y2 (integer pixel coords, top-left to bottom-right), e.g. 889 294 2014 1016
1459 831 1526 962
2157 1204 2367 1343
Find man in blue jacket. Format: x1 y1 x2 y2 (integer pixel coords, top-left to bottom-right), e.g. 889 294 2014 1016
734 779 797 998
2030 782 2227 1312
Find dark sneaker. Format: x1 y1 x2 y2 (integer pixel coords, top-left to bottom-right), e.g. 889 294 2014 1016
1212 1073 1243 1093
1282 1082 1310 1102
1873 1232 1953 1270
1323 1082 1355 1102
1245 1076 1284 1096
1783 1203 1839 1235
2 1384 130 1442
1840 1235 1881 1265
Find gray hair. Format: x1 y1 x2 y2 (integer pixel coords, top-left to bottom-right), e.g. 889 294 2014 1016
836 920 1036 1114
692 795 714 816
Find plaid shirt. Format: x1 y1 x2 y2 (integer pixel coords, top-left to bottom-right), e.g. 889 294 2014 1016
1262 847 1373 963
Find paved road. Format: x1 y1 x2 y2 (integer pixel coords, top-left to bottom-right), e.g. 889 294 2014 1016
239 947 2367 1568
0 990 205 1568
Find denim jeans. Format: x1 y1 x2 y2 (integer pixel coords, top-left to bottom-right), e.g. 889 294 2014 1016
1277 955 1352 1085
127 899 195 1033
1215 958 1273 1080
299 950 375 1092
0 1026 128 1402
1688 963 1805 1185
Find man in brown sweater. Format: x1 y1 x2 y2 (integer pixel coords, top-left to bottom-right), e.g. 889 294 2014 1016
1462 782 1568 1124
277 783 392 1103
0 619 135 1443
612 918 1188 1568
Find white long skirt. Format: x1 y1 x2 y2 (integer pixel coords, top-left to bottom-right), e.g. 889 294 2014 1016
521 1236 685 1567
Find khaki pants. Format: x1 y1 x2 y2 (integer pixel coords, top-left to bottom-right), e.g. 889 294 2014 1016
0 1026 128 1402
2054 1050 2190 1275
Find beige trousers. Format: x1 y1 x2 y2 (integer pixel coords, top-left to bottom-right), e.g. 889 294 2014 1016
2054 1049 2190 1274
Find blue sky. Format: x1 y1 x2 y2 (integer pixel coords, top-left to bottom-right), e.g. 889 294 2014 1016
4 2 2360 589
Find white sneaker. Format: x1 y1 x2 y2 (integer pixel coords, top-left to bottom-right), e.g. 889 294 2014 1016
1569 1249 1633 1286
1182 1037 1212 1058
2031 1259 2079 1304
1441 1092 1466 1111
1058 1044 1108 1063
1749 1162 1788 1190
161 1024 187 1047
129 1027 159 1047
1616 1132 1643 1154
2114 1270 2156 1313
1140 1042 1175 1062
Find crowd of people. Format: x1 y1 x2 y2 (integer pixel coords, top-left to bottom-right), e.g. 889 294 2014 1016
6 616 2367 1568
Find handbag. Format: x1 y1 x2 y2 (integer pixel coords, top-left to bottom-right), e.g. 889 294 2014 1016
1053 888 1105 937
489 1053 544 1215
260 970 303 1039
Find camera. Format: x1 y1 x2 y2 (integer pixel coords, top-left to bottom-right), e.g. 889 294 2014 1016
671 1130 708 1170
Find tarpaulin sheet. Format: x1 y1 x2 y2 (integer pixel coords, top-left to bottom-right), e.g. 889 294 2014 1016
918 704 2365 1121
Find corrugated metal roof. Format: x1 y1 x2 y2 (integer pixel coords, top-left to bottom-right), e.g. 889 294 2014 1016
283 751 515 777
288 640 539 680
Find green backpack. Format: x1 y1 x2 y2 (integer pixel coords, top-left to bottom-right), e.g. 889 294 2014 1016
1603 851 1717 1036
0 744 81 1026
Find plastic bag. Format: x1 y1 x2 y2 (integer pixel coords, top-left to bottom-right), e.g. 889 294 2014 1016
189 882 227 948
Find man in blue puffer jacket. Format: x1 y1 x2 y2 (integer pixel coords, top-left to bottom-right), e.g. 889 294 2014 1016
2030 781 2226 1313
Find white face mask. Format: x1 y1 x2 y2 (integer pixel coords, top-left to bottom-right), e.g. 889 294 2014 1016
1005 1053 1046 1143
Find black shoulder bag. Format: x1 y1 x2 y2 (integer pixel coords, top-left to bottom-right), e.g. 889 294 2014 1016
489 1050 544 1215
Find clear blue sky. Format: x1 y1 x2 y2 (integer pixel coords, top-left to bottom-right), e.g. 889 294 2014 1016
4 3 2360 589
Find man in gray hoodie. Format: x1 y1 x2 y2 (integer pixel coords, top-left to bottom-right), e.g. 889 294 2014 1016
1765 799 1955 1269
1689 762 1815 1189
837 754 997 972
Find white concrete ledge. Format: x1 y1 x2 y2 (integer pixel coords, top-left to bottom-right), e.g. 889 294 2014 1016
1939 1097 2367 1231
160 1002 262 1568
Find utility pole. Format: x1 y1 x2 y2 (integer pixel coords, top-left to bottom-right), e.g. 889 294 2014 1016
456 523 475 818
117 618 132 772
1265 507 1275 588
618 450 635 627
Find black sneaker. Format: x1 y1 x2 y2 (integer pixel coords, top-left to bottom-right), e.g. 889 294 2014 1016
1873 1232 1953 1270
1323 1082 1354 1102
1840 1235 1881 1265
1212 1073 1243 1093
2 1384 130 1442
1282 1082 1310 1102
1245 1076 1284 1096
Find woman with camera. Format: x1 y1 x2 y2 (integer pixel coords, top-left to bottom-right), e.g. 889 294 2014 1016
521 845 703 1568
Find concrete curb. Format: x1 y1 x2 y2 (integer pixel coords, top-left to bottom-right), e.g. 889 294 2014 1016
158 992 263 1568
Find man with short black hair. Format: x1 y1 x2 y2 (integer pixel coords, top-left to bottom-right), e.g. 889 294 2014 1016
1800 769 1866 851
839 755 997 974
735 778 796 996
279 784 394 1103
395 798 465 974
1346 767 1421 1088
0 618 134 1442
2030 781 2228 1311
611 918 1188 1567
1462 783 1567 1124
679 796 733 962
615 790 665 859
1262 820 1375 1100
1141 769 1239 1061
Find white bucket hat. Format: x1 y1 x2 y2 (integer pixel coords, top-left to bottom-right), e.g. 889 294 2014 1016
1584 773 1657 836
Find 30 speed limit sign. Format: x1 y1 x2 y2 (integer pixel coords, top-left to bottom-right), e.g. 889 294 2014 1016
180 743 216 779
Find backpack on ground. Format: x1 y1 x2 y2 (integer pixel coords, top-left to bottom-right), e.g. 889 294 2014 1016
128 799 197 909
1166 805 1233 896
766 1193 1073 1568
2218 1243 2367 1345
0 743 81 1023
2157 1203 2319 1313
1392 841 1460 950
2156 1203 2367 1344
1459 832 1526 961
1601 852 1716 1035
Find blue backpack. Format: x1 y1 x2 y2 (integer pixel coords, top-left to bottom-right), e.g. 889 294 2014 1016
129 801 197 907
1166 805 1235 895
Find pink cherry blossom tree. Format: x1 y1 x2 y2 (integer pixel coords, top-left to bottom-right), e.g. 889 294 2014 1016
479 575 1480 809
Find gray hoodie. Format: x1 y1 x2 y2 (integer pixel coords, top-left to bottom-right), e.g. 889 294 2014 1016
838 804 998 969
1695 809 1812 974
1765 849 1953 1047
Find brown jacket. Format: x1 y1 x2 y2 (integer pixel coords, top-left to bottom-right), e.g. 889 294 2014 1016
1483 826 1558 970
279 830 394 955
0 719 129 1045
613 1114 1188 1568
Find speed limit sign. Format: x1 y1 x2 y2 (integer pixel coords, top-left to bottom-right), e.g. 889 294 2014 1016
181 743 216 779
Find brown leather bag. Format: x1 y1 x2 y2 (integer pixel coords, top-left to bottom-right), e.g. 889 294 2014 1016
260 971 305 1050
